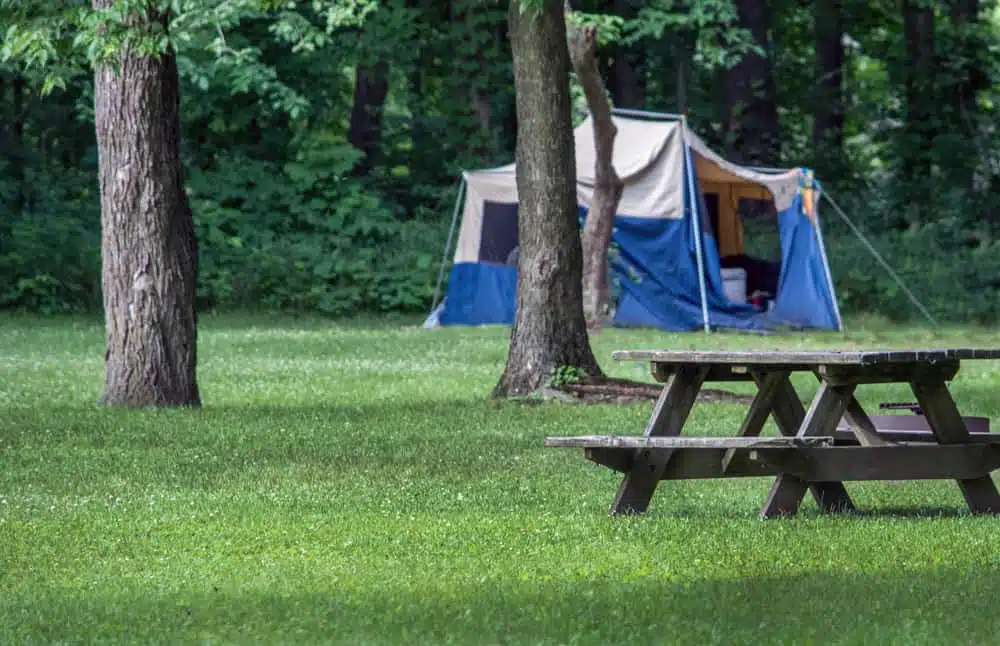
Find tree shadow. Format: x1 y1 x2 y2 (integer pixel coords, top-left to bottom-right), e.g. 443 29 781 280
7 567 999 644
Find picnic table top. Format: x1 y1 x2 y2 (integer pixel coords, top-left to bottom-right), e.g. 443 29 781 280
611 347 1000 366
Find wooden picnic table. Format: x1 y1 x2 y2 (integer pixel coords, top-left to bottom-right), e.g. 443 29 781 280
545 348 1000 518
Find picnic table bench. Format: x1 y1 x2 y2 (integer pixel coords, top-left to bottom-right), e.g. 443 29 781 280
545 348 1000 518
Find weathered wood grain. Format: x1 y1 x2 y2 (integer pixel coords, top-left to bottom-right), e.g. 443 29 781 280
764 375 856 515
583 445 1000 482
721 370 787 472
911 379 1000 514
545 435 834 449
614 348 1000 366
761 380 856 517
841 393 893 447
830 429 1000 444
609 364 708 515
835 415 990 434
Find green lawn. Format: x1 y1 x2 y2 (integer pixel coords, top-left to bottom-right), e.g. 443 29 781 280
4 313 1000 645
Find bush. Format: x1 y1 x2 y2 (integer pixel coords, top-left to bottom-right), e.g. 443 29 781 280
188 142 444 316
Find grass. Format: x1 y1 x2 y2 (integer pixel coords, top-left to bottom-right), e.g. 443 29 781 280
4 312 1000 644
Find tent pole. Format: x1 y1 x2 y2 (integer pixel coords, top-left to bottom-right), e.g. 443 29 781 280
611 107 683 121
821 191 938 328
812 186 844 332
429 176 467 315
681 121 712 333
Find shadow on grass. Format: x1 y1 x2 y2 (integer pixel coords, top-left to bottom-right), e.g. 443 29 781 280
6 567 1000 645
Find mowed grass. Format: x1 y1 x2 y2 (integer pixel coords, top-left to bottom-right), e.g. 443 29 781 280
4 313 1000 645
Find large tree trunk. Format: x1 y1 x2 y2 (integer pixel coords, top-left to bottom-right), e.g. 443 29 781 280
347 59 390 176
813 0 845 175
492 0 602 398
723 0 780 165
566 3 625 330
93 2 200 407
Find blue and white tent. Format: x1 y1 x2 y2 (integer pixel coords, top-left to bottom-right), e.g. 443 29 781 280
427 110 843 333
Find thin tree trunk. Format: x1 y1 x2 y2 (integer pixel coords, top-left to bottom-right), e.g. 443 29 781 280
813 0 845 175
723 0 780 165
901 0 936 226
566 2 624 330
347 59 390 176
12 74 25 212
606 0 644 108
93 1 200 407
949 0 985 122
492 0 602 398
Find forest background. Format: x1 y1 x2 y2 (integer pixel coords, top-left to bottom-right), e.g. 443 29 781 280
2 0 999 324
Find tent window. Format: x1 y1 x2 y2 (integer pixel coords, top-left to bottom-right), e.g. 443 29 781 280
479 201 520 265
737 197 781 262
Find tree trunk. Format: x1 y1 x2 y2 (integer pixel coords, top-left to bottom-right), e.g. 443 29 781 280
813 0 845 176
12 74 25 212
900 0 936 226
93 2 200 407
566 2 625 330
723 0 780 166
949 0 985 123
606 0 645 108
492 0 603 398
347 59 390 176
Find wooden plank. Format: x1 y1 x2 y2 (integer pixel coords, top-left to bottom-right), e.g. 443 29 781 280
762 381 856 518
841 396 893 447
911 379 1000 514
766 377 856 516
652 362 756 383
609 364 708 515
836 415 991 434
581 445 1000 481
613 348 1000 366
831 429 1000 444
721 370 787 472
817 361 959 385
545 435 834 449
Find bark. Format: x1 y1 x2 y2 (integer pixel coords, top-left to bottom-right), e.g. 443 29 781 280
347 59 390 176
492 0 603 398
723 0 780 165
901 0 936 224
93 1 200 407
566 2 625 330
949 0 986 123
12 74 25 212
607 0 645 108
813 0 845 174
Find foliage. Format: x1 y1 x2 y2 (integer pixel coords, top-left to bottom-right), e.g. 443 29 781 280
188 142 443 315
1 0 1000 321
547 364 587 387
7 316 1000 641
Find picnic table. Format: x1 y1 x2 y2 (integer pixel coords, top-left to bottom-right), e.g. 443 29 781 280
545 348 1000 518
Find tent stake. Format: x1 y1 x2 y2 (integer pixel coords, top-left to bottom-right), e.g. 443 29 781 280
429 176 467 316
821 192 938 328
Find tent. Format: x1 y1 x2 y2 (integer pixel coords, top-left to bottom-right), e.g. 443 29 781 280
426 109 843 333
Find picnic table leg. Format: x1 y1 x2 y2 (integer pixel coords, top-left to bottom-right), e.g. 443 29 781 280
609 364 708 515
721 370 789 472
760 380 857 518
911 379 1000 514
